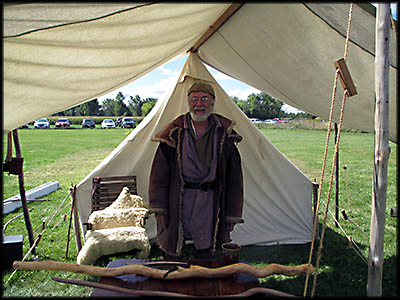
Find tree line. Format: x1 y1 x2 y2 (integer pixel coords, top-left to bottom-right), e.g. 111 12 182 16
53 92 157 117
53 91 314 119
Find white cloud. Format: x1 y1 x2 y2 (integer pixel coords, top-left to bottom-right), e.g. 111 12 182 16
158 65 180 77
226 87 261 100
134 78 178 100
282 104 302 114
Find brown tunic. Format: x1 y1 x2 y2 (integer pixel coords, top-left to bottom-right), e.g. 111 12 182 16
149 113 244 257
181 114 220 250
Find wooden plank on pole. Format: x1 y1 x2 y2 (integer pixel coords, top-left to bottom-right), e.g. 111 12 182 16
12 129 36 254
189 3 243 53
334 58 358 97
367 3 391 296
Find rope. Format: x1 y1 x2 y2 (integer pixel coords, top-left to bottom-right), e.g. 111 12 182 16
311 89 349 296
303 3 354 297
303 68 340 297
4 190 71 286
31 191 71 235
325 206 369 265
343 3 354 61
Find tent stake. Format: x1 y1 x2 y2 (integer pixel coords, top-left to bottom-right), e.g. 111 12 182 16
12 129 36 254
367 3 390 296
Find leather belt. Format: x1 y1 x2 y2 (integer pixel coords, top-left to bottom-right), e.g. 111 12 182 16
184 182 215 191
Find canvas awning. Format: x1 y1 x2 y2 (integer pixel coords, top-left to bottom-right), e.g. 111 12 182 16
3 3 397 142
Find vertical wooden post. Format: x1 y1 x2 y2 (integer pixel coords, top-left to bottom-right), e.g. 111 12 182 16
12 129 36 254
334 123 339 228
367 3 390 296
71 186 82 252
312 181 319 238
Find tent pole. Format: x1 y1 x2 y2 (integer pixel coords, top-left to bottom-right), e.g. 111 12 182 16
189 3 243 53
12 129 36 254
367 3 390 296
334 123 339 228
71 185 82 252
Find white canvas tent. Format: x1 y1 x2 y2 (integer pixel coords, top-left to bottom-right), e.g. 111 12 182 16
75 53 315 245
3 3 397 245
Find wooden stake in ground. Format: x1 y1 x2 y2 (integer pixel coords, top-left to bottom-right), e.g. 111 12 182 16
367 3 391 296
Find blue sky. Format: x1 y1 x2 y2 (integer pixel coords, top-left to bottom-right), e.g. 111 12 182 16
98 54 266 109
98 3 397 114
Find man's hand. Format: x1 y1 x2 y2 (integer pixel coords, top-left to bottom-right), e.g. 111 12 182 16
156 214 168 231
226 222 235 232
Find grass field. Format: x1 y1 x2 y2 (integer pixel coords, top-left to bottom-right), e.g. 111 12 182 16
2 127 397 297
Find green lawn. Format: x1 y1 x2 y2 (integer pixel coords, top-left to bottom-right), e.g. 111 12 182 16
2 127 397 297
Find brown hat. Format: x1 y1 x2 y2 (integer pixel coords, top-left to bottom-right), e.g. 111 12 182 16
187 81 215 97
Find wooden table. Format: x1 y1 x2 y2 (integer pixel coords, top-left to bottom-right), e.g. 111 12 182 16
91 258 260 297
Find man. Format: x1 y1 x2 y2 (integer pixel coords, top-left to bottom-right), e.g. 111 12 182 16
149 80 244 259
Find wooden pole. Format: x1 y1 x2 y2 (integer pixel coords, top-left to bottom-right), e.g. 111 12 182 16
65 190 75 259
12 129 36 254
13 260 313 280
71 186 82 252
334 123 339 228
367 3 390 296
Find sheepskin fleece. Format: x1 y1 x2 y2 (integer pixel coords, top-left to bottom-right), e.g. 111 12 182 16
77 226 150 265
88 208 148 230
110 187 148 209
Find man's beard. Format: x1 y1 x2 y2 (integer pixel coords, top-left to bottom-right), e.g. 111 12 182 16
190 110 212 122
189 103 214 122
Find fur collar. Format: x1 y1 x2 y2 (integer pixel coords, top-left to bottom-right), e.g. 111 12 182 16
152 113 242 147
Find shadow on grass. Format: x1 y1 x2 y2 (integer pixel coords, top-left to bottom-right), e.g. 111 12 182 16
239 225 397 297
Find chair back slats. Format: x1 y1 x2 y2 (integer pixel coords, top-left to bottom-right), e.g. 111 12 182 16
91 176 137 212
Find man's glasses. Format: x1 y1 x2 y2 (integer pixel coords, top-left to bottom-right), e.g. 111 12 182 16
190 96 210 103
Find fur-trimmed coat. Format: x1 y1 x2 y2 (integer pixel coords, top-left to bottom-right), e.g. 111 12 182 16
148 113 244 257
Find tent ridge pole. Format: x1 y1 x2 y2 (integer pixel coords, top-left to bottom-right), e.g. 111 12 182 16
189 3 244 53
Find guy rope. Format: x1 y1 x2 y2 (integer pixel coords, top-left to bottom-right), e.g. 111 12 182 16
303 3 357 297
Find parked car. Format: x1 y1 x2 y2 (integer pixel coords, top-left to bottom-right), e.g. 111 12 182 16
249 118 262 124
55 118 70 128
101 119 116 129
121 117 135 128
81 118 96 128
18 124 30 129
34 118 50 129
272 118 288 123
264 119 277 124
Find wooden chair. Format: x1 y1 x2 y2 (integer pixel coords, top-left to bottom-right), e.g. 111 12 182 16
91 175 137 212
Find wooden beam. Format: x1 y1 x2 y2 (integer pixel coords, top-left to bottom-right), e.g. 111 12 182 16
367 3 390 296
189 3 244 53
